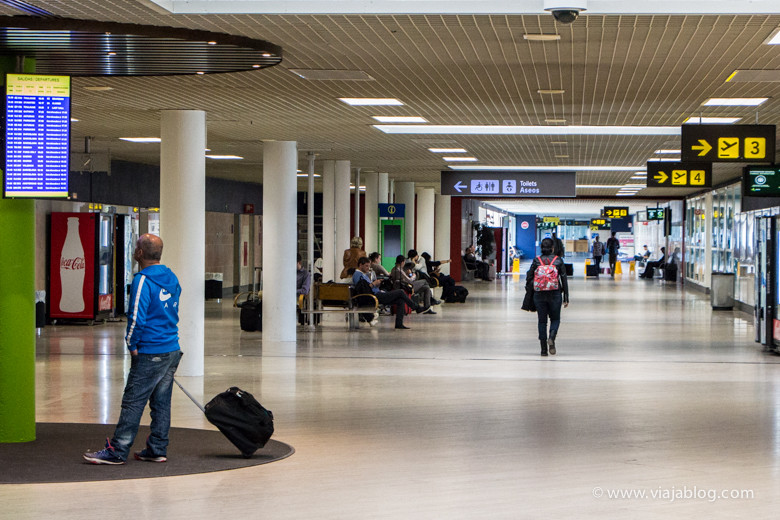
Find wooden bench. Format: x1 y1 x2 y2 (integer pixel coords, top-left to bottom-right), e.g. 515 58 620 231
300 282 379 329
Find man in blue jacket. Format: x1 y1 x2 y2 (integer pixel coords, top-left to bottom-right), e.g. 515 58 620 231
84 234 183 464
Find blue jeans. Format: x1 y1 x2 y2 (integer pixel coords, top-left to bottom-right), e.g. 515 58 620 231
533 291 562 341
111 350 183 460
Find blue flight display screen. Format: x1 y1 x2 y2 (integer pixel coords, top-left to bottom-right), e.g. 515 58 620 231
4 74 71 198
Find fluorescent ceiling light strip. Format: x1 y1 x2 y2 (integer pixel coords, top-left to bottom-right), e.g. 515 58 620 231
205 154 243 160
767 28 780 45
616 193 638 196
443 157 478 162
374 125 680 136
428 148 467 153
372 116 427 123
297 173 322 177
523 34 561 41
340 98 403 106
702 97 768 106
450 165 646 172
649 158 681 162
120 137 161 143
654 149 681 154
683 117 741 124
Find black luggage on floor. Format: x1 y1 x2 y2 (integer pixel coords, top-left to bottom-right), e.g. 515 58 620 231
204 387 275 458
564 263 574 276
239 299 262 331
444 285 469 303
586 265 600 277
664 263 678 282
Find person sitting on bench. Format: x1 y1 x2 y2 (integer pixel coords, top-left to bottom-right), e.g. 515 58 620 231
640 247 666 279
352 257 428 329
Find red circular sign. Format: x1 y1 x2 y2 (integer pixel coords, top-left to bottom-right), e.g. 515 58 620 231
521 221 530 229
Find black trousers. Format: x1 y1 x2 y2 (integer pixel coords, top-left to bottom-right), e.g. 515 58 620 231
376 289 417 327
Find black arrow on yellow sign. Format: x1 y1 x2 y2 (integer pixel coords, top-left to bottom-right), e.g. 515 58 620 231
691 139 712 157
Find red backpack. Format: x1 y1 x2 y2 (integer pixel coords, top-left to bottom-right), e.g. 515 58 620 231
533 256 560 292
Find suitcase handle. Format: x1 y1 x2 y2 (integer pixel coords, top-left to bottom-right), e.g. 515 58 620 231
173 377 206 413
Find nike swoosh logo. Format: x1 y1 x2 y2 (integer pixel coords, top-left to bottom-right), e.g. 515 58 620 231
159 289 172 302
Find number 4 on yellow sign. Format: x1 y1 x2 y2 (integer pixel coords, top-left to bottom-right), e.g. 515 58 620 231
690 170 705 185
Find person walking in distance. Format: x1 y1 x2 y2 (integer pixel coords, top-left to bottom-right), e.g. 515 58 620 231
592 235 605 273
83 234 183 464
606 231 620 278
525 238 569 357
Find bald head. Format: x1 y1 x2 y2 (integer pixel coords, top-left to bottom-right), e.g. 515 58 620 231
134 234 163 268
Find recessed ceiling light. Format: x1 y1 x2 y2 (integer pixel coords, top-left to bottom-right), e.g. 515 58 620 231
654 149 681 154
107 52 116 56
297 173 322 177
206 154 243 160
70 118 79 122
372 116 427 123
764 27 780 45
428 148 468 153
84 86 113 91
196 71 205 75
207 41 217 45
443 157 478 162
374 125 680 136
702 98 768 106
538 89 565 94
451 165 645 171
291 69 374 81
119 137 161 143
523 34 561 41
683 116 741 124
545 119 567 124
340 98 404 106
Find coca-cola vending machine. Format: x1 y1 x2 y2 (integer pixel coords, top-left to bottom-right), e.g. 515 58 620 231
50 212 113 321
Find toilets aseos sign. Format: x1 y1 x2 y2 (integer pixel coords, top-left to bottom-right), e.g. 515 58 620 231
440 170 576 197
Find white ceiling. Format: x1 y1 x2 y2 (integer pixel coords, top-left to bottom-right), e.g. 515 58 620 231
5 1 780 201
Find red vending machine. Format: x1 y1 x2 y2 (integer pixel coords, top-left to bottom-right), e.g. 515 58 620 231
50 212 114 322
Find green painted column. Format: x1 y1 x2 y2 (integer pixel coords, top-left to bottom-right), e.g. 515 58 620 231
0 56 37 442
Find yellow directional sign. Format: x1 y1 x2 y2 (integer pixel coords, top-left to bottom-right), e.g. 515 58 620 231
646 161 712 188
682 124 775 162
691 139 712 157
543 216 560 225
603 206 628 219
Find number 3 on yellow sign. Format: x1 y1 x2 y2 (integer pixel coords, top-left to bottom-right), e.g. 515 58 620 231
744 137 766 159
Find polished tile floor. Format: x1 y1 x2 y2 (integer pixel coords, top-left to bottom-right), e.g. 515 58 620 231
5 270 780 519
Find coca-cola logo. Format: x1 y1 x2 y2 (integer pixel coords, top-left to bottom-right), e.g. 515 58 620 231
61 257 86 270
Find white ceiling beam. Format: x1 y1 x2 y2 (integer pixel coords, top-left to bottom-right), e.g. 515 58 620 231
148 0 780 15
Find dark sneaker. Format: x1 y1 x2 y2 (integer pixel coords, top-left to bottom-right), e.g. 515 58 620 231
416 306 431 314
83 438 125 465
548 338 556 356
134 447 167 463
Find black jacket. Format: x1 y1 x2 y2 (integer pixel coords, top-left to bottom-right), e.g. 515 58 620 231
525 254 569 303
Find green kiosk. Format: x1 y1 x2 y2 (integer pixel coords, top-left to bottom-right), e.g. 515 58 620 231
379 203 405 272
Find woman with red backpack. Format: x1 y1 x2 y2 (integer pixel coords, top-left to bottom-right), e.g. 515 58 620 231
522 237 570 357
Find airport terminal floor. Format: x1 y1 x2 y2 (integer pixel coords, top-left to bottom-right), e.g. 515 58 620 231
5 268 780 518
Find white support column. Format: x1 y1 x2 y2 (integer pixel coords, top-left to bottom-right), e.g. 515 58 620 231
416 188 435 256
378 172 389 204
364 172 378 254
262 141 298 342
354 168 361 240
394 181 415 254
335 160 351 278
160 110 206 377
435 194 452 275
705 192 713 289
321 160 336 283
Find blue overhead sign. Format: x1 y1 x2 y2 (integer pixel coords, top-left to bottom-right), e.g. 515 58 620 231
379 203 405 218
440 170 576 197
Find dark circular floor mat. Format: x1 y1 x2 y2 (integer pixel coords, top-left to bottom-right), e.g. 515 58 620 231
0 423 294 484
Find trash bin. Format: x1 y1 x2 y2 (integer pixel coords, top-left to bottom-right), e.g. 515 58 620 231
711 273 735 310
205 272 224 301
35 290 46 328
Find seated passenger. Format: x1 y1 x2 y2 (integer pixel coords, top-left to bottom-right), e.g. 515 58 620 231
463 245 491 280
341 236 367 281
369 252 390 278
352 257 428 329
390 255 436 313
640 247 666 279
634 245 652 263
296 254 311 296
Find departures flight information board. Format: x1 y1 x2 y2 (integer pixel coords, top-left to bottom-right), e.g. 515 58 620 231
4 74 70 198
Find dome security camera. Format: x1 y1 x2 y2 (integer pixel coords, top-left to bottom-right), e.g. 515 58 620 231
543 0 587 24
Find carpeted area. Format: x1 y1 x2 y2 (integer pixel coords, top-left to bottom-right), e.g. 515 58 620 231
0 423 294 484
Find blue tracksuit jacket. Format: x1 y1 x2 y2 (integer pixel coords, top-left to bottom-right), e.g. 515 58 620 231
125 264 181 354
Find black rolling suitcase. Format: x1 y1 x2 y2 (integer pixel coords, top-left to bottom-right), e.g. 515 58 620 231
586 264 599 277
175 381 274 458
238 294 262 332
